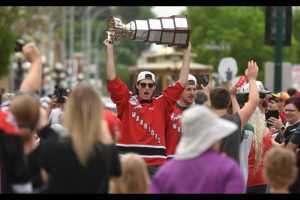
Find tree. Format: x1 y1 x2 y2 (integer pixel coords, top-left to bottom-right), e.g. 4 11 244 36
0 6 54 78
0 7 27 78
187 6 300 81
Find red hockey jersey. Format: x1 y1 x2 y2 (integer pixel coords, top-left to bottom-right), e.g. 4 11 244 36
0 110 19 136
107 77 184 166
165 103 189 159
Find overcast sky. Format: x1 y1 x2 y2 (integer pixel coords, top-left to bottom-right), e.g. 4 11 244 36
151 6 186 17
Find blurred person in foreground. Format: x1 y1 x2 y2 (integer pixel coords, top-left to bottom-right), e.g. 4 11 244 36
149 105 244 194
109 153 150 194
264 147 297 194
40 83 121 193
0 42 42 193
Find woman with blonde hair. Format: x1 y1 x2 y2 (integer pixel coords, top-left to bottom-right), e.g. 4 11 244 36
109 153 150 194
246 107 278 193
40 82 121 193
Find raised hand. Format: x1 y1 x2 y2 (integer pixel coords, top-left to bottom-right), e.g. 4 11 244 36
22 42 41 64
245 60 258 81
103 39 113 48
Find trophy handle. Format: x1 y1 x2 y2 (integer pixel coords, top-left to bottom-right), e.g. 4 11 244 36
106 31 114 44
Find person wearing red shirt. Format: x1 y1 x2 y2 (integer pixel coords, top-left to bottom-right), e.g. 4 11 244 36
246 108 278 193
103 108 121 142
165 74 197 159
103 39 191 176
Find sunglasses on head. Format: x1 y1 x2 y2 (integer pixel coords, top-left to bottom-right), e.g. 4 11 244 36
139 82 155 89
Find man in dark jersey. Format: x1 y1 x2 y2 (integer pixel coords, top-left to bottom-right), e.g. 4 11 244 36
103 39 191 176
209 60 260 164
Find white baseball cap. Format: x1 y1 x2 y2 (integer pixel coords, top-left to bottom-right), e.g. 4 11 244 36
188 74 197 85
241 81 271 94
137 71 155 83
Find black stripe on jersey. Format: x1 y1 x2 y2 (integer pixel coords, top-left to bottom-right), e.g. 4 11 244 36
117 146 166 157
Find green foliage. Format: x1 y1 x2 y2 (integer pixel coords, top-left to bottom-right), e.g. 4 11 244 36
0 28 15 77
187 6 300 81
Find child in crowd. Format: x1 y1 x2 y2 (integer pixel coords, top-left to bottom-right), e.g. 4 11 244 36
109 153 150 194
264 147 297 194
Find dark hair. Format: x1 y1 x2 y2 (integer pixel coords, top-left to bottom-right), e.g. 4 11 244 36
236 94 248 108
287 88 297 97
209 87 231 109
285 97 300 112
195 90 208 105
133 81 140 96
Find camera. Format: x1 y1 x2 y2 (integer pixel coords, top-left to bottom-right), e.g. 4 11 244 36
15 39 26 52
53 86 70 104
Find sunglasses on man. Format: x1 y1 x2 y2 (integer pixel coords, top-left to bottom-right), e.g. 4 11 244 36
139 83 155 89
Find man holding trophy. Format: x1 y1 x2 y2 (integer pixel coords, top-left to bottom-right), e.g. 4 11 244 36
103 15 191 176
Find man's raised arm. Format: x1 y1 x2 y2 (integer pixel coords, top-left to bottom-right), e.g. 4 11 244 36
20 42 42 92
103 39 116 81
177 43 191 87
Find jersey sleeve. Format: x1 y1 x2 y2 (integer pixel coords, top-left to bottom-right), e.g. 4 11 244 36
107 77 131 117
161 82 184 114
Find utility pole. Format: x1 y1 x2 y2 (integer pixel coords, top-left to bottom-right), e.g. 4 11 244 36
265 6 292 93
274 6 284 93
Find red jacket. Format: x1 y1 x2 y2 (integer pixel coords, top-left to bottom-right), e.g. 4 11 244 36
107 77 184 166
165 103 188 159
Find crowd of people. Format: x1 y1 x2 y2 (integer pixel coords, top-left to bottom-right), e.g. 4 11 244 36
0 39 300 194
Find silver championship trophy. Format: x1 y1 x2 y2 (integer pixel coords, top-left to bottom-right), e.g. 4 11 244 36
107 15 191 48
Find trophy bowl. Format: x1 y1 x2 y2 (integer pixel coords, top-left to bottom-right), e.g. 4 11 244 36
106 15 191 48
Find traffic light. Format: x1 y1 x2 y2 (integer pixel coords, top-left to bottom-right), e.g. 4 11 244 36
265 6 292 46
